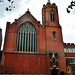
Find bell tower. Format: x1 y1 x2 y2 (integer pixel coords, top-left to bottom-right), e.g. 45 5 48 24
42 0 60 27
42 1 66 75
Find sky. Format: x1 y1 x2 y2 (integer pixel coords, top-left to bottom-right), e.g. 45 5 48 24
0 0 75 49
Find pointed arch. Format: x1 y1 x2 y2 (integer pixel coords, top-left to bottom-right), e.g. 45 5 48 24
50 10 56 22
51 69 57 75
52 31 56 40
17 22 37 52
60 71 65 75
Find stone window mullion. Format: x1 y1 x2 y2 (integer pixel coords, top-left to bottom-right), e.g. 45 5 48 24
35 32 36 52
25 31 26 52
33 31 34 52
30 33 31 52
22 30 24 52
19 31 21 51
27 31 29 52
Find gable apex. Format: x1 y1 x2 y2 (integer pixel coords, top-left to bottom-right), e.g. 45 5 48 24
17 9 40 24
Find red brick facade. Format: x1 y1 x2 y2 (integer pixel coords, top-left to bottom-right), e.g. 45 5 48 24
0 2 75 75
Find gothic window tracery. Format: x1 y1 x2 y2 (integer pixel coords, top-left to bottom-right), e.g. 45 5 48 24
49 52 59 70
17 22 36 52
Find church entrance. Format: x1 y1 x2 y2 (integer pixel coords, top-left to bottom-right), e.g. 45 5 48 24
60 71 65 75
51 69 58 75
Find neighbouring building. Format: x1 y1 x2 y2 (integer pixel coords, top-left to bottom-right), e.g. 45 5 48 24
0 28 2 67
0 28 2 51
0 1 75 75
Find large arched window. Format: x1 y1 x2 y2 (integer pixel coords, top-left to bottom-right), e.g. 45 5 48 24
17 22 36 52
50 10 56 22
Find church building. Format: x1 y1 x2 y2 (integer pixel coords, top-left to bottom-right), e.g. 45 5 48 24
0 0 75 75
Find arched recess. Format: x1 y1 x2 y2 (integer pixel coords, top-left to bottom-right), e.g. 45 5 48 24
51 69 58 75
60 71 65 75
52 31 56 40
16 22 37 52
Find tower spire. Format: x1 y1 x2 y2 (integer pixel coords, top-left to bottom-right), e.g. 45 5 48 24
48 0 50 3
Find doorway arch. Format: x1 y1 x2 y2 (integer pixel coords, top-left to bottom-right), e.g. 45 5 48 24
51 69 58 75
60 71 65 75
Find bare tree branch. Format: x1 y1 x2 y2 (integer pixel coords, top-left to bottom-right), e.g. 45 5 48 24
67 0 75 13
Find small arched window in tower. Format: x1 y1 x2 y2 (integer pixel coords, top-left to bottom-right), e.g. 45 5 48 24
50 11 56 22
52 31 56 40
17 22 36 52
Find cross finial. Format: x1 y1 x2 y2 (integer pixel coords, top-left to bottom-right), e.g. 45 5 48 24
48 0 50 3
27 8 29 11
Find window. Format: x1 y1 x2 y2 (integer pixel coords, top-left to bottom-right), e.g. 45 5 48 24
66 58 75 64
64 48 75 53
66 58 70 64
60 71 65 75
55 53 58 59
49 53 52 59
17 22 36 52
66 48 69 53
50 10 56 22
49 52 58 60
73 48 75 53
67 67 71 73
64 48 66 52
52 31 56 40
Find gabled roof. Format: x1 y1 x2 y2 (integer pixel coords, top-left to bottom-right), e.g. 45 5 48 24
17 9 40 24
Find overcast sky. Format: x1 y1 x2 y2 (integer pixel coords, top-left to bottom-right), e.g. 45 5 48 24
0 0 75 49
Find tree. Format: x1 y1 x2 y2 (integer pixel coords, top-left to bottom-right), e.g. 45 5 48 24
0 0 75 12
0 0 15 11
67 0 75 13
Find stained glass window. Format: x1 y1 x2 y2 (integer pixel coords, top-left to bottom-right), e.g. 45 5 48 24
17 22 36 52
